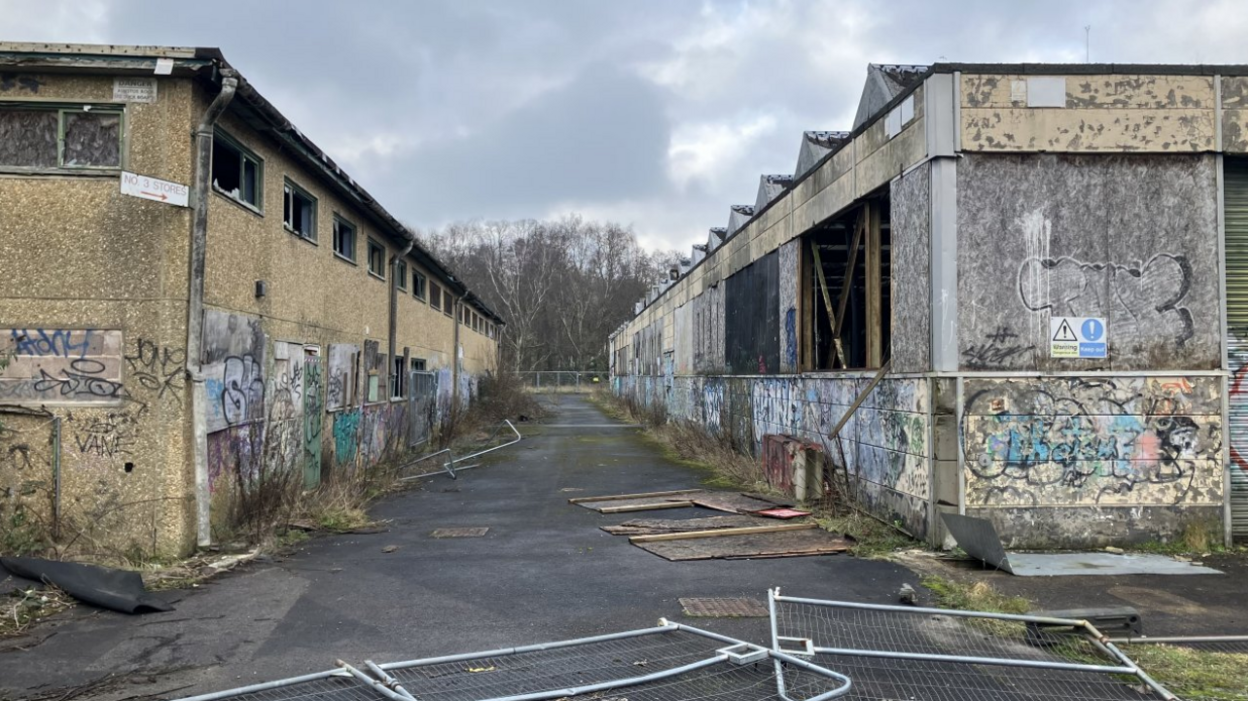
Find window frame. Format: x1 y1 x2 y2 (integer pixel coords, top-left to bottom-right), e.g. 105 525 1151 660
412 270 427 301
429 283 442 311
390 355 407 400
332 215 358 264
395 259 408 291
411 357 427 372
212 128 264 213
282 177 318 242
367 238 387 280
0 102 126 173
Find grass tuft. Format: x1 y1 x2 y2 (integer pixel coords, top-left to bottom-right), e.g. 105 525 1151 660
1122 645 1248 701
921 575 1030 615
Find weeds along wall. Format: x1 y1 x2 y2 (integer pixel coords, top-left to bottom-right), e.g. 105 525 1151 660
612 69 1244 548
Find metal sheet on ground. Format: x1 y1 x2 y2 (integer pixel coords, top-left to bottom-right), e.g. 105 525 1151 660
942 513 1222 576
601 515 765 536
1006 553 1222 577
634 529 853 561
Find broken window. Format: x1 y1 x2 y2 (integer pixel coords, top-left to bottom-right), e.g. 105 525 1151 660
801 199 891 371
413 270 426 300
283 179 317 240
0 105 122 169
213 130 261 209
391 356 407 399
333 216 356 262
396 259 408 291
367 239 386 279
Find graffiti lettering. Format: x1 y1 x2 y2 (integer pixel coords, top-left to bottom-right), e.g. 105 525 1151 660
9 328 94 358
222 355 265 426
125 338 185 401
32 368 126 399
963 327 1034 368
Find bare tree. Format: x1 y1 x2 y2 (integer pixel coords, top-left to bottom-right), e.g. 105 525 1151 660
419 216 662 371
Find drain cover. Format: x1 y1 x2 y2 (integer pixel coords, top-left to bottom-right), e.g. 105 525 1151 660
679 597 768 618
432 527 490 538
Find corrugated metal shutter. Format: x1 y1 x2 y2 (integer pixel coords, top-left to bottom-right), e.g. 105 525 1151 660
1225 159 1248 539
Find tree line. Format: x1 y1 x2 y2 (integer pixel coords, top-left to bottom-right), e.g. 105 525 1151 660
418 217 675 372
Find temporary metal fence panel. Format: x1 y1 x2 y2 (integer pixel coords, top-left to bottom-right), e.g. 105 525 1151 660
519 371 604 392
171 623 852 701
407 370 437 447
769 590 1177 701
375 621 852 701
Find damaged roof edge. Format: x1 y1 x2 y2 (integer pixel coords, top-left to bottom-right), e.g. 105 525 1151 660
0 43 503 326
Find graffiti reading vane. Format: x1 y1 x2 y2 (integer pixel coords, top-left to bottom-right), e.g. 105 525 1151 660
1050 316 1107 359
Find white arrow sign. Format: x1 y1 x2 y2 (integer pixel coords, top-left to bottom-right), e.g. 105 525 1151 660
120 171 189 208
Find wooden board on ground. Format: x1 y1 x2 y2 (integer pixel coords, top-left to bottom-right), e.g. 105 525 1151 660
600 515 764 536
573 492 708 513
599 501 693 514
567 489 703 505
633 529 854 561
690 492 785 515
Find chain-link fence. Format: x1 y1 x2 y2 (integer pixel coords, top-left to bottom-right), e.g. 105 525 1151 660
516 371 605 393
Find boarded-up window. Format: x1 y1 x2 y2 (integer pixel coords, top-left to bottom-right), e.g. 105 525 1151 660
0 109 57 167
724 251 780 374
63 111 121 167
0 107 122 169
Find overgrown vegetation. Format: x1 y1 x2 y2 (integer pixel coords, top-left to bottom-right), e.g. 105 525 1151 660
816 512 916 559
921 574 1031 614
1130 519 1232 556
920 575 1247 700
1123 645 1248 701
591 390 767 492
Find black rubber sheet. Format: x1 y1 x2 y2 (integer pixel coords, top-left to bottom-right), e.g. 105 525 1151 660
1 556 173 614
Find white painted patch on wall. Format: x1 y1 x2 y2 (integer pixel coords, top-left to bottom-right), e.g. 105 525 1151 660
885 95 916 138
1026 77 1067 108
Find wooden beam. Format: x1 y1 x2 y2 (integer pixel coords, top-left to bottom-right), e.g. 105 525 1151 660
828 359 892 441
809 241 847 369
600 501 695 514
833 209 867 340
628 522 816 543
865 200 883 368
568 489 702 504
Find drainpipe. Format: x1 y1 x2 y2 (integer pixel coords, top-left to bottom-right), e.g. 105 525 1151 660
452 293 466 412
188 69 238 549
389 235 415 404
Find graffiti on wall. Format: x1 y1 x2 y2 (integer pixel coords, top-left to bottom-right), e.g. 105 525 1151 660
124 338 185 402
962 326 1034 369
303 357 324 487
333 408 361 466
202 310 266 432
962 377 1222 508
0 328 126 404
1018 254 1195 346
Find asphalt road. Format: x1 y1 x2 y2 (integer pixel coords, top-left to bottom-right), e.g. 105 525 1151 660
0 394 914 701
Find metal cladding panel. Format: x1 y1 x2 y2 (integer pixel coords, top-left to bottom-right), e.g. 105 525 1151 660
724 250 780 375
1227 159 1248 538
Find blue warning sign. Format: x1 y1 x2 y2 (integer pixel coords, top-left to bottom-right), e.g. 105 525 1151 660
1051 317 1107 359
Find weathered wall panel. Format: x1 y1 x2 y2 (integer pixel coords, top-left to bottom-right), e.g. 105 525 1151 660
962 375 1223 546
957 153 1220 371
778 239 800 373
961 74 1216 153
889 164 931 373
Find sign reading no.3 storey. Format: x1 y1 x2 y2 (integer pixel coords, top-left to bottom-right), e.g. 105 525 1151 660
120 171 189 208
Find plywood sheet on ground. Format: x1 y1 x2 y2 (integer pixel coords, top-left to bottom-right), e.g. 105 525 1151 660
690 492 789 514
634 529 853 561
573 493 706 513
600 515 766 536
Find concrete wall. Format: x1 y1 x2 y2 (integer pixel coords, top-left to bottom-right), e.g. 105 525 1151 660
962 375 1223 547
614 372 933 539
957 153 1220 372
0 72 197 555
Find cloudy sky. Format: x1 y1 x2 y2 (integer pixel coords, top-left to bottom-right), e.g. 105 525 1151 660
4 0 1246 251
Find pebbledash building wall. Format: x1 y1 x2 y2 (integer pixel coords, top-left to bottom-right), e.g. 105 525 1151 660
611 63 1248 549
0 44 501 556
